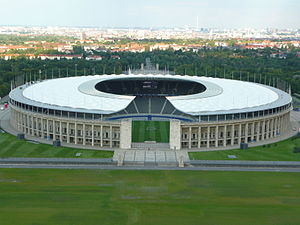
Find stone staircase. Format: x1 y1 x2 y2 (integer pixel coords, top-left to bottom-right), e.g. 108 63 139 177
131 142 170 150
113 149 190 167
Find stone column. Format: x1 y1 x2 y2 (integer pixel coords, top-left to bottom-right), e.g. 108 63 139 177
83 124 86 145
245 123 249 144
266 120 270 140
198 126 201 149
109 125 113 148
53 120 55 139
67 122 70 143
31 116 34 136
188 127 192 149
120 120 132 149
238 124 242 145
75 122 77 144
274 118 278 137
256 121 260 141
270 119 274 138
59 121 63 142
92 124 94 146
251 123 255 141
215 126 219 147
231 125 234 146
207 126 210 148
169 120 181 150
261 120 265 141
46 119 49 138
223 125 227 147
100 125 103 147
41 118 44 138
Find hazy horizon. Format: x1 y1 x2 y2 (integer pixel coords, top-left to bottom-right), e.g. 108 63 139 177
1 0 299 29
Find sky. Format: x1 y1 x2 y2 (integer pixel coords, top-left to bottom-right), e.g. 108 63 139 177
0 0 299 29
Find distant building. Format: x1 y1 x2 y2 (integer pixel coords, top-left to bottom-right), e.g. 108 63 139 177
86 55 103 61
38 54 82 60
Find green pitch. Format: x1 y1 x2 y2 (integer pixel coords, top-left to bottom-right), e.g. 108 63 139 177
132 121 170 143
1 169 300 225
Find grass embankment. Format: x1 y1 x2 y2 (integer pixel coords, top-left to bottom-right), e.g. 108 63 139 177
0 169 300 225
0 133 113 158
189 137 300 161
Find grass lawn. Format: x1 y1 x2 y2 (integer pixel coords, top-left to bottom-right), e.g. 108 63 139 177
0 133 113 158
0 169 300 225
189 137 300 161
132 121 170 143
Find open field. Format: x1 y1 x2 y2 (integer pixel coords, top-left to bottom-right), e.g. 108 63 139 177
0 169 300 225
0 133 113 158
189 137 300 161
132 121 170 143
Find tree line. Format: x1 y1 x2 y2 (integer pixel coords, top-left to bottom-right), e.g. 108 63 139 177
0 48 300 98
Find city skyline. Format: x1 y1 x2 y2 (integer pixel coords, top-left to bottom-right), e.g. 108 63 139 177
1 0 299 29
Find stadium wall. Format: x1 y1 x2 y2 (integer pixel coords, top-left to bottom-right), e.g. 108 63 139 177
10 103 291 150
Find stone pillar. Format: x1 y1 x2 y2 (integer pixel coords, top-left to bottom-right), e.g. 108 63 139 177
207 126 210 148
251 123 255 141
41 118 44 138
274 118 278 137
92 124 94 146
46 119 49 138
83 124 86 145
238 124 242 145
270 119 274 138
53 120 55 139
75 122 77 144
59 121 62 142
169 120 181 150
223 125 227 147
120 120 132 149
31 116 34 136
188 127 192 149
256 121 260 141
261 120 266 141
245 123 249 144
198 126 201 149
215 126 218 147
109 126 113 148
67 122 70 143
231 125 234 146
100 125 103 147
266 120 270 139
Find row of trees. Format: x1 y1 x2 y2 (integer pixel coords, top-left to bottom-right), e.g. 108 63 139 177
0 48 300 97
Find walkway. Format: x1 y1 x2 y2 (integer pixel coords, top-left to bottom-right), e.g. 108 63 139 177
113 149 189 166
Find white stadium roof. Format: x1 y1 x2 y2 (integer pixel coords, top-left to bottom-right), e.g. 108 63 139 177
10 74 291 115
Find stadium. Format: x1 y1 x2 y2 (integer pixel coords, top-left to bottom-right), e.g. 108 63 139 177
9 73 292 150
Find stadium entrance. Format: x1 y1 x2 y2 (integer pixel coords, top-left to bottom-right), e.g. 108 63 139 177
131 121 170 143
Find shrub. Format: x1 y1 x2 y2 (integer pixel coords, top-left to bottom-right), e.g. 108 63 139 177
293 147 300 153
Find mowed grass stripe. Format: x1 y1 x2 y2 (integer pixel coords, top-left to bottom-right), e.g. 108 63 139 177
0 133 113 158
189 137 300 161
1 169 300 225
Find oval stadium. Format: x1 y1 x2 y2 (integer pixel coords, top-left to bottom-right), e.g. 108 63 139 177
9 74 292 150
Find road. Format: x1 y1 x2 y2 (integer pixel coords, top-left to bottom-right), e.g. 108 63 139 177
2 158 300 172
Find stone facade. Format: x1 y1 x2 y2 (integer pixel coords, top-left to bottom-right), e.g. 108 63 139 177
10 104 291 151
10 105 123 148
180 110 290 150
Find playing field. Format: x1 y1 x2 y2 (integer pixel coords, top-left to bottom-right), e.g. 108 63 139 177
1 169 300 225
132 121 170 143
0 133 113 158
